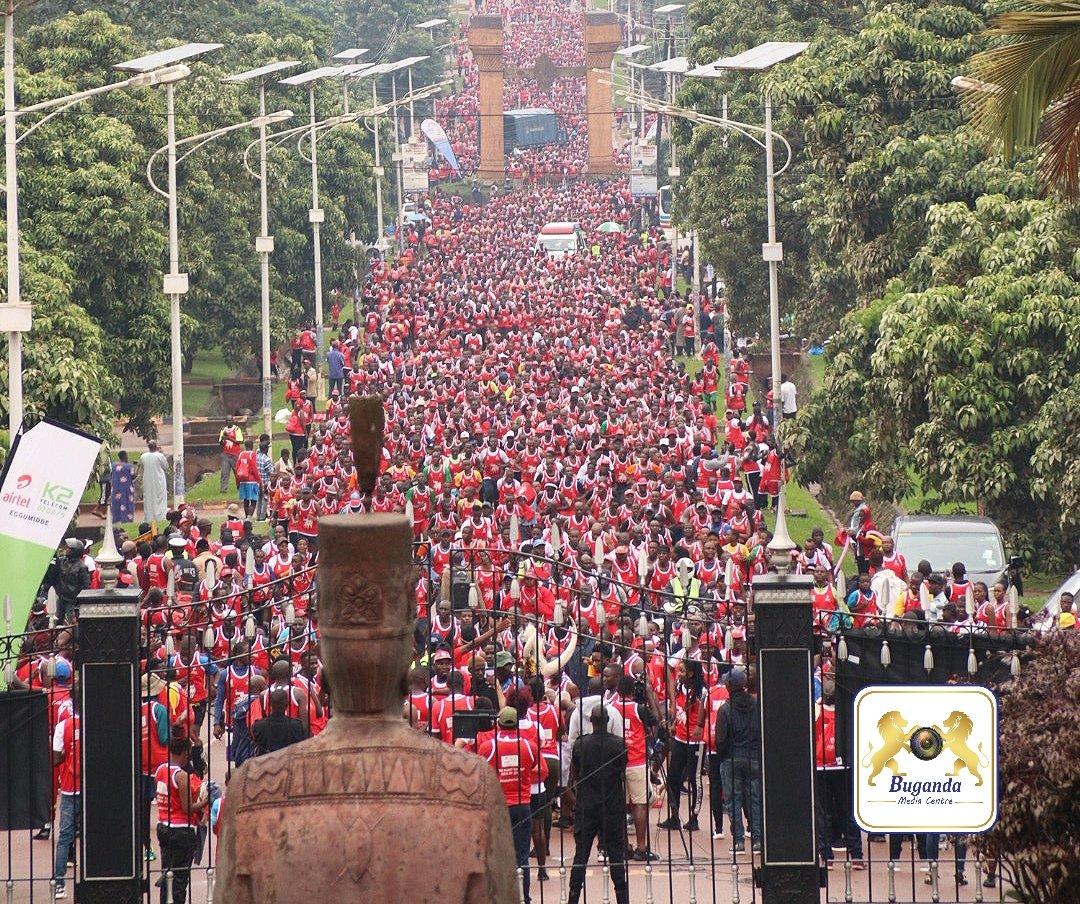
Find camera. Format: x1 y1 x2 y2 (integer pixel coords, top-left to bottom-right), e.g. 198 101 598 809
909 726 944 762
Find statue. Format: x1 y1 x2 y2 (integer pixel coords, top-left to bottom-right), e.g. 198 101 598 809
214 398 518 903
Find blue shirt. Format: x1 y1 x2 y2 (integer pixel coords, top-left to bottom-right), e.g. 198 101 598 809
327 348 345 379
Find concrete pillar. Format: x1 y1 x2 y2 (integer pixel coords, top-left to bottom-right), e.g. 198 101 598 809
584 12 622 175
752 572 820 903
467 15 505 182
75 528 142 904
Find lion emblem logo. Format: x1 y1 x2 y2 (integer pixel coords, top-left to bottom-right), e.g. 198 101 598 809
861 710 912 786
939 710 988 786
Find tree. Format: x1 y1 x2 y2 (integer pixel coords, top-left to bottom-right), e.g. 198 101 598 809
676 0 846 336
780 0 988 333
13 12 172 437
964 0 1080 198
789 188 1080 567
0 242 121 444
976 635 1080 903
4 7 383 437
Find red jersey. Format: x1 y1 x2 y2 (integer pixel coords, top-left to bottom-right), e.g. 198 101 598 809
672 685 705 744
155 762 202 827
609 696 647 767
55 714 81 794
814 703 838 767
141 700 170 775
479 728 544 807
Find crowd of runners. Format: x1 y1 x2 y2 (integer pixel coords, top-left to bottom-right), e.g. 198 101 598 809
7 2 1069 903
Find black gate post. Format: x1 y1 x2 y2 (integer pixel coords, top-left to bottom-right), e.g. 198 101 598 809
75 521 142 904
752 572 819 903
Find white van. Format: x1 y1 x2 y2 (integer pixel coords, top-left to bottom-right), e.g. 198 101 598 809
536 221 585 258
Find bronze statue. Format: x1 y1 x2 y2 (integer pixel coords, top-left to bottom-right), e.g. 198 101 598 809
214 399 518 903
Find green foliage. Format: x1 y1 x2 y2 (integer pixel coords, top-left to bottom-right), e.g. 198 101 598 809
965 0 1080 198
1 2 402 442
791 191 1080 567
783 0 990 331
676 0 845 337
0 242 120 444
977 634 1080 903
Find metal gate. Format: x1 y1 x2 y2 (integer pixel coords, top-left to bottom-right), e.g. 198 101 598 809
1 543 1033 903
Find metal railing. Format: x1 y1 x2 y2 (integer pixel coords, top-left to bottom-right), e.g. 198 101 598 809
1 540 1054 902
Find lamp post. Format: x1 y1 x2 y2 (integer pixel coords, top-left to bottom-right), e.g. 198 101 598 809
116 43 225 504
332 49 369 113
224 61 302 437
625 41 807 555
1 15 187 439
280 66 359 401
689 42 807 556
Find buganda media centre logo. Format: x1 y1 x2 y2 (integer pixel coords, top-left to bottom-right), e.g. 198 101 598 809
854 686 998 833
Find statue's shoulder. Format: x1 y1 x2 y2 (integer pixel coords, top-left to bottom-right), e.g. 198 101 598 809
229 728 498 809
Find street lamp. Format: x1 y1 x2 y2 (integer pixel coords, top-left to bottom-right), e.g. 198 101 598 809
685 40 808 557
333 48 369 61
279 66 359 400
648 54 689 316
116 43 224 503
614 44 649 137
224 60 302 437
380 57 429 249
415 18 448 42
0 12 190 440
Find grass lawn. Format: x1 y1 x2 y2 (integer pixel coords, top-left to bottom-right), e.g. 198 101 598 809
183 347 234 418
805 353 825 391
763 482 836 548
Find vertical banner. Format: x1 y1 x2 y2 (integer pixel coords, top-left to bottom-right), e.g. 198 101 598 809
0 419 102 636
630 139 657 197
421 118 461 176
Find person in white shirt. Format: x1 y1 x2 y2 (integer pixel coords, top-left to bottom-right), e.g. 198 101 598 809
779 373 797 417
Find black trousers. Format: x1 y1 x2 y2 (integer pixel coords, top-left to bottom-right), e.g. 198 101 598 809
746 470 765 509
568 817 629 904
707 753 726 834
815 769 862 858
157 824 198 904
667 739 700 820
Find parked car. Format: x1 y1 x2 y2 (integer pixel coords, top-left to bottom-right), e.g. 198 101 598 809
890 515 1017 588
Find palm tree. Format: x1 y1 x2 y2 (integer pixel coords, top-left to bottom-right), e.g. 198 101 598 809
963 1 1080 198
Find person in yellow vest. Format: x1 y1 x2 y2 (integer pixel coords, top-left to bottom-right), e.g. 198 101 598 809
664 558 706 617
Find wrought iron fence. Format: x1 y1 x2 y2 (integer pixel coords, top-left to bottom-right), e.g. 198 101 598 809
0 540 1051 903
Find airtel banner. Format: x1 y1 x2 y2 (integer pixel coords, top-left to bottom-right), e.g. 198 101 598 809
0 418 102 638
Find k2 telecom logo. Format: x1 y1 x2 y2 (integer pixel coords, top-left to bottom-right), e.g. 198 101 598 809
1 472 78 516
854 686 998 833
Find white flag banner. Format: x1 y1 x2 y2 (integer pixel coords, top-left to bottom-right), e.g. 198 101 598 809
0 418 102 635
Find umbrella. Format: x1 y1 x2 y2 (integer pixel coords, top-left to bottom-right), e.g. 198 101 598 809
597 221 624 233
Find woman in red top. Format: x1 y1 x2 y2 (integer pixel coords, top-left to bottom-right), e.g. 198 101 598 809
658 658 706 832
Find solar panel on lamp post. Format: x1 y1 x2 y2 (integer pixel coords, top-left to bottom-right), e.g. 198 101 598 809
115 42 224 503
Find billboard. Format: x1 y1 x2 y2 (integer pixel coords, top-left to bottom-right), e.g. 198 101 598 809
402 138 430 192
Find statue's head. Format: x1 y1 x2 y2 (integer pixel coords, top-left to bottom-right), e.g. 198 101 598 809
317 513 416 715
